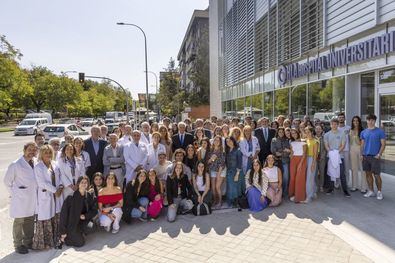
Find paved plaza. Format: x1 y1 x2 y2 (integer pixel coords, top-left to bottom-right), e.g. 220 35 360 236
1 174 395 262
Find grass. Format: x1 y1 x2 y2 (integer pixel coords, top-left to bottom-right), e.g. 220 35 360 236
0 127 14 132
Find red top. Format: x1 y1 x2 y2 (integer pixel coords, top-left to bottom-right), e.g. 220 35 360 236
98 193 123 206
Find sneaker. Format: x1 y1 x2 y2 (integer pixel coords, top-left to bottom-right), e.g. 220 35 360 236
350 188 357 192
326 189 334 195
377 191 383 200
364 190 375 198
149 217 156 222
361 190 367 194
289 196 295 202
344 191 351 197
15 246 28 254
320 187 324 193
111 228 119 234
300 199 310 204
138 217 147 222
104 225 111 232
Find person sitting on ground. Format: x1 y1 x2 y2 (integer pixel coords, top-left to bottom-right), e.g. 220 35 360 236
263 155 283 206
245 159 269 212
166 162 194 222
122 169 150 223
146 169 164 220
59 175 97 247
192 161 212 207
98 173 123 234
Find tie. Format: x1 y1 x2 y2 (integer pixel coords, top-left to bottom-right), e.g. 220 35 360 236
264 128 268 142
28 160 34 169
180 134 184 145
135 142 139 147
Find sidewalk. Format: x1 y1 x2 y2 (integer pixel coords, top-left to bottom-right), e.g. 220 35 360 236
0 174 394 263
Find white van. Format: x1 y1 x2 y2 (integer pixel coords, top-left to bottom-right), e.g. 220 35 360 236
25 112 52 124
14 118 49 135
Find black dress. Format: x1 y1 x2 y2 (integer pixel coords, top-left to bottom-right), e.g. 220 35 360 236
59 190 97 247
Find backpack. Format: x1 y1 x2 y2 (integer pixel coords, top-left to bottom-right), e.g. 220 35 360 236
192 203 212 216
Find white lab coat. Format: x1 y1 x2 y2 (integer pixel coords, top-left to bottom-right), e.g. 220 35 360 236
146 143 166 170
118 135 132 146
77 150 91 172
140 132 152 145
56 157 85 201
328 150 342 182
239 137 261 173
34 161 62 220
3 156 38 218
123 141 148 183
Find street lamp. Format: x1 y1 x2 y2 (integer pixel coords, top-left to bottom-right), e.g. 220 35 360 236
144 71 160 120
61 70 77 76
116 22 149 120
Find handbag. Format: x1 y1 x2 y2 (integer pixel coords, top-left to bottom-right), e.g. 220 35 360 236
237 195 249 209
192 202 212 216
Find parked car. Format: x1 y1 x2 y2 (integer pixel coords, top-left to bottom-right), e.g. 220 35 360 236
107 123 120 133
57 118 76 124
81 118 96 127
14 118 49 136
43 124 89 142
381 120 395 140
25 112 52 124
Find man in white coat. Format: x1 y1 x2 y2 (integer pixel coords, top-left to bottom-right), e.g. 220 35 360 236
118 125 133 146
3 142 38 254
123 130 148 183
139 122 152 145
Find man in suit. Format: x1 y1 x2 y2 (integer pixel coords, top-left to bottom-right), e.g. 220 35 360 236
123 130 148 183
84 126 107 180
172 122 194 152
103 133 125 189
255 117 276 164
192 118 212 139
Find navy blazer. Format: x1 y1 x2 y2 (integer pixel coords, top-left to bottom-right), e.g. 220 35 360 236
171 132 194 152
254 127 276 163
83 138 107 179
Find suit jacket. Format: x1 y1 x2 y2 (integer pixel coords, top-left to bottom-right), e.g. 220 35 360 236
84 138 107 179
171 132 194 152
255 127 276 163
103 143 125 176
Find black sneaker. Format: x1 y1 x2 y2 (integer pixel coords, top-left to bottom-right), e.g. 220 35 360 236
344 191 351 197
15 246 28 254
326 189 334 195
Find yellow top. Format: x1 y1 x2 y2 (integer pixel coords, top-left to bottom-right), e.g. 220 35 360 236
306 138 318 157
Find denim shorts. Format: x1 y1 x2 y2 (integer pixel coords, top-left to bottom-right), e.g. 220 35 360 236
210 169 226 178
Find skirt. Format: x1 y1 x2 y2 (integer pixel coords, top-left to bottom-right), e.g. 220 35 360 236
246 187 268 212
147 198 163 219
266 182 282 207
32 213 59 250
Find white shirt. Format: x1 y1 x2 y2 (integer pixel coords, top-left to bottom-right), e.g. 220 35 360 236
291 141 306 156
263 166 279 183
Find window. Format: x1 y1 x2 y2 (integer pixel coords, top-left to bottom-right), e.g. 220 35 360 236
264 91 273 119
252 93 263 120
308 77 345 120
274 88 289 116
291 84 307 119
379 68 395 84
361 73 375 121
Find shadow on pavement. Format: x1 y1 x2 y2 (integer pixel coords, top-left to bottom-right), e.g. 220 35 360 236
1 174 395 262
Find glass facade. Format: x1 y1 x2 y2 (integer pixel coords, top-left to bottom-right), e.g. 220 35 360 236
361 73 375 122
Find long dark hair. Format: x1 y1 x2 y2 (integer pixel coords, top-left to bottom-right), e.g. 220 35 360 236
225 136 238 154
90 172 105 197
134 169 148 191
148 169 162 194
249 159 263 185
194 160 207 186
351 115 363 136
105 172 118 187
171 162 184 179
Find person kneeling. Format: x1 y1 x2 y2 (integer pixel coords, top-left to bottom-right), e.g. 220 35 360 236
263 155 283 207
166 162 194 222
98 173 123 234
123 170 150 223
147 169 164 220
245 159 269 212
59 176 97 247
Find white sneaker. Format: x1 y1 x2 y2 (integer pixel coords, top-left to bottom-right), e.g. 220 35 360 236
377 191 383 200
112 228 119 234
289 196 295 202
364 191 375 198
104 225 111 232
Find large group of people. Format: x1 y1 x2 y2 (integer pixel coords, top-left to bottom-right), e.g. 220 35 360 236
4 113 386 254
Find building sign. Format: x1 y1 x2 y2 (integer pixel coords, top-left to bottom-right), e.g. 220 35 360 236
278 31 395 85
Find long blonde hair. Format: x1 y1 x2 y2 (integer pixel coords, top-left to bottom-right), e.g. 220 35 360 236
38 145 54 162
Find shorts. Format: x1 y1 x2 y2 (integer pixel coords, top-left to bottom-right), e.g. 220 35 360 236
210 169 226 178
362 156 381 175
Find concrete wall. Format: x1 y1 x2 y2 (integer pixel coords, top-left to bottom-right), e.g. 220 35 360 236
209 0 222 117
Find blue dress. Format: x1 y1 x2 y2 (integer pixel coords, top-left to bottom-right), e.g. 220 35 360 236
225 148 244 206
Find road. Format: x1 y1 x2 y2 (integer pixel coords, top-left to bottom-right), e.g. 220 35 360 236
0 132 34 209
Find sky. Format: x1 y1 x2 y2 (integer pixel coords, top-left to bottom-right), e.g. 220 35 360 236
0 0 209 98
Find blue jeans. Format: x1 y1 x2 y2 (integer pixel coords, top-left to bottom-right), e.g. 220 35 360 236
282 162 289 197
131 197 149 219
306 157 317 200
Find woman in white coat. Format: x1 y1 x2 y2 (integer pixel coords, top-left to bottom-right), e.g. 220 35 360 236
73 137 91 173
239 125 260 174
3 142 38 254
32 145 64 250
147 132 166 170
57 143 85 202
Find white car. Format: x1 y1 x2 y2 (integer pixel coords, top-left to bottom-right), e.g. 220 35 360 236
43 124 90 142
81 118 96 127
14 118 49 136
